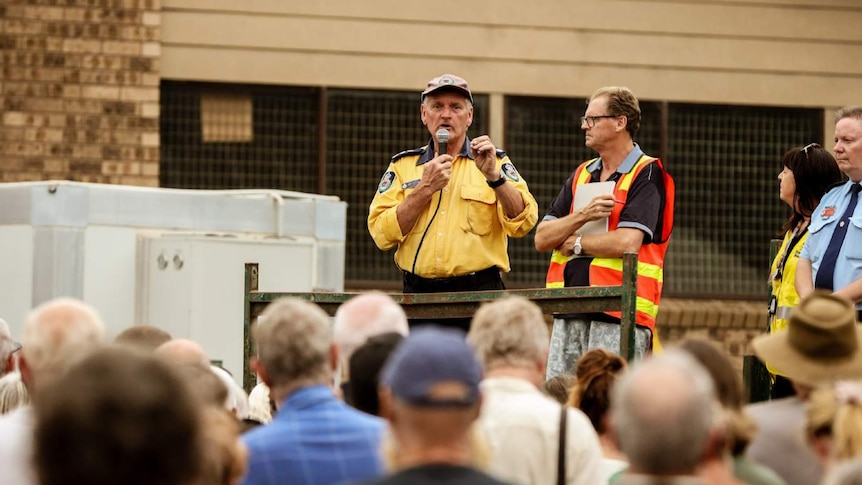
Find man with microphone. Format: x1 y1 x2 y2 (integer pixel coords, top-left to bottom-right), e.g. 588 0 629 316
368 73 538 331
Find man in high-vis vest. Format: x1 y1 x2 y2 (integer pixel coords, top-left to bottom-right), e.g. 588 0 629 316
535 86 674 378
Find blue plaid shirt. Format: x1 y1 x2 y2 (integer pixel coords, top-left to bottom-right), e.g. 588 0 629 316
240 385 385 485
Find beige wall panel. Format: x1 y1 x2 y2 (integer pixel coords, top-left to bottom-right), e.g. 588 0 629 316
161 46 862 108
162 11 860 77
163 0 862 42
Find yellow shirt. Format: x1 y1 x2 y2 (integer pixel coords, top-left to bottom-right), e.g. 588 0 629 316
368 141 538 279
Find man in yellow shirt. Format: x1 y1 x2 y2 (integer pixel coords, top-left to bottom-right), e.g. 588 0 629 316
368 74 538 329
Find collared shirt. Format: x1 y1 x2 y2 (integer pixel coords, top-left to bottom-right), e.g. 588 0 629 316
800 180 862 310
542 143 663 296
240 385 385 485
477 377 604 485
0 405 35 485
368 137 538 279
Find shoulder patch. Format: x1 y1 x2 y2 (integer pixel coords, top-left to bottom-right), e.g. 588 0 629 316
501 162 520 182
377 170 396 193
391 147 425 163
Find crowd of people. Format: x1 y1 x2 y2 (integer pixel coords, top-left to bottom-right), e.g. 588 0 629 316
0 73 861 485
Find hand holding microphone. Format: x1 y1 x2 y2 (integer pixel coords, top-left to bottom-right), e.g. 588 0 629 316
421 128 453 192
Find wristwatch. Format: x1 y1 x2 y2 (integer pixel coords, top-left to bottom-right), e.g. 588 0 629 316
572 235 583 256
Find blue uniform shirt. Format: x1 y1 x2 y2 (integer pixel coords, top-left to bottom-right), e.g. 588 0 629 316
801 180 862 310
240 385 385 485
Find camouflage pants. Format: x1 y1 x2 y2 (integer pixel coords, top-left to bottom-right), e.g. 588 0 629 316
545 318 651 379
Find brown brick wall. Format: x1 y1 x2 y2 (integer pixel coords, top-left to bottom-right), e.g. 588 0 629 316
0 0 160 187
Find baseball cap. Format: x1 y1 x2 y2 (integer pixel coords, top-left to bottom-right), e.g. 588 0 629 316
381 326 481 407
421 74 473 104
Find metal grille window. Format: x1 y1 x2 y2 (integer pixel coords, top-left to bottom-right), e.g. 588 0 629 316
326 89 489 285
161 81 319 192
665 103 822 297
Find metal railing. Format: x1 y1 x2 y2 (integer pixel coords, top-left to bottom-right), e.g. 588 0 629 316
241 253 638 391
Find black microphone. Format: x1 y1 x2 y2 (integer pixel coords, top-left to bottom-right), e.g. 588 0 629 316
436 128 449 157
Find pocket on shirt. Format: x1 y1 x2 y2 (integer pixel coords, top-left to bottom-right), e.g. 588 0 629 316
808 217 837 263
846 217 862 260
459 185 496 236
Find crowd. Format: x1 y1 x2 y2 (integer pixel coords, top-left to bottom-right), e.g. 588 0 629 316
0 73 861 485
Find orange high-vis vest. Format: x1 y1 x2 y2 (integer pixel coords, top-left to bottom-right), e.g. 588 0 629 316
545 155 675 330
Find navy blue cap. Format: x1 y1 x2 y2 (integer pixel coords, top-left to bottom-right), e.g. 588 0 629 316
381 326 482 407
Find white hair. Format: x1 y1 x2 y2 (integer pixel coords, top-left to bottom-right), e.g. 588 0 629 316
0 318 18 374
0 371 29 414
333 292 408 363
22 298 106 387
211 365 250 419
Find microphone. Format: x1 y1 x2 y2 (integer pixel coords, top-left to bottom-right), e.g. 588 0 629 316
436 128 449 156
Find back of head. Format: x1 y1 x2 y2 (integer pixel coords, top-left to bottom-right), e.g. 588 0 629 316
781 144 843 230
348 331 404 416
115 325 172 352
156 338 210 368
175 363 230 409
200 407 248 485
211 365 251 419
807 381 862 461
612 350 717 476
0 371 29 415
333 292 408 363
255 298 333 388
542 374 575 404
568 347 627 433
590 86 641 138
824 457 862 485
33 345 203 485
22 298 105 391
467 296 549 371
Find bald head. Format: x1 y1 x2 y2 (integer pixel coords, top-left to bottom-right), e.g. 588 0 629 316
156 339 210 368
115 325 172 352
612 350 717 476
333 292 408 363
21 298 106 392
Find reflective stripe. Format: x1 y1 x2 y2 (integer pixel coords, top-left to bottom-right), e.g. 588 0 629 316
592 257 664 282
550 249 574 264
775 306 794 320
636 296 659 317
546 282 565 288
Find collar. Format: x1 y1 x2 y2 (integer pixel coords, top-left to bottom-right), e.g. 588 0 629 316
586 143 644 174
480 376 543 395
416 136 475 165
277 384 335 412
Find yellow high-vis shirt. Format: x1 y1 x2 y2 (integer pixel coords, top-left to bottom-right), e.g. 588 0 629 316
368 142 538 279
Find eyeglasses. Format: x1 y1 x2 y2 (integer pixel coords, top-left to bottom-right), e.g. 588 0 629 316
801 143 821 160
580 114 619 128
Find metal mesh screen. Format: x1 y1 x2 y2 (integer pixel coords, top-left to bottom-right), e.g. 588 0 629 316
665 103 822 297
325 89 489 285
504 96 663 287
160 81 319 192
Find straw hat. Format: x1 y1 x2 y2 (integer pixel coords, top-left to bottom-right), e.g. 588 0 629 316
753 291 862 386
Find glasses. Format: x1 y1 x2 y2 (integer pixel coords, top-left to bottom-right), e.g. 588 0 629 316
801 143 821 160
580 114 619 128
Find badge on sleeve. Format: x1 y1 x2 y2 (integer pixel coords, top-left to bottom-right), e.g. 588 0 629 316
377 170 395 193
821 206 836 219
501 162 520 182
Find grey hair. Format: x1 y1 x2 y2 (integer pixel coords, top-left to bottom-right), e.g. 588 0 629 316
333 292 408 363
0 319 17 374
611 350 717 475
836 106 862 123
467 296 549 370
0 371 29 414
254 298 333 387
22 298 106 385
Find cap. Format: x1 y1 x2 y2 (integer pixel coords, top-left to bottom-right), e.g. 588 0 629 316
421 74 473 104
381 326 481 407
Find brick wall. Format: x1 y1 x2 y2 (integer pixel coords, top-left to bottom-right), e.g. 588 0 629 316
0 0 160 186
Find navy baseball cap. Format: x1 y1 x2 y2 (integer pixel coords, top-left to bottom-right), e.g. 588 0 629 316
421 74 474 104
381 326 482 407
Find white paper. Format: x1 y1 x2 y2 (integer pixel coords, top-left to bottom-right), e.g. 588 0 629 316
573 181 615 236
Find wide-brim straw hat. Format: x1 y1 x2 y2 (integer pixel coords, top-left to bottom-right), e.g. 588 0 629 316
753 291 862 386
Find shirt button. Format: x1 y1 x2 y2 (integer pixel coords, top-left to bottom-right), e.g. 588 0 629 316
443 187 448 192
441 211 446 215
438 232 443 237
436 258 442 262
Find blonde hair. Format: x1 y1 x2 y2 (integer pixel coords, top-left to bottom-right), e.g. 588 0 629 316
808 381 862 461
0 372 29 415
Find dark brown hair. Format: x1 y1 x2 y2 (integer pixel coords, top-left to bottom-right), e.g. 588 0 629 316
567 348 627 433
780 145 843 234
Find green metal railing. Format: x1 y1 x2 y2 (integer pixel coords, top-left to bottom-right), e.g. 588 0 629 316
241 253 639 391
